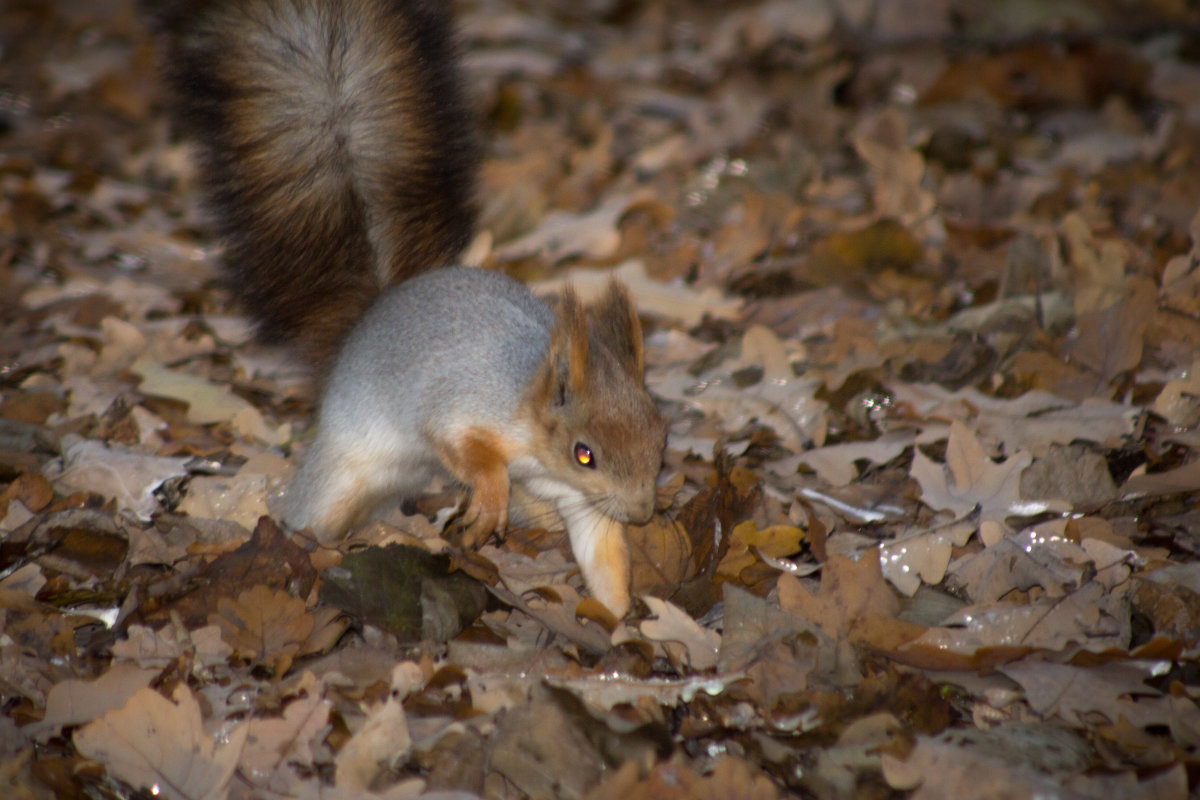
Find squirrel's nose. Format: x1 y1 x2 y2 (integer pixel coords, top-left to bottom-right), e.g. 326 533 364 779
622 490 656 525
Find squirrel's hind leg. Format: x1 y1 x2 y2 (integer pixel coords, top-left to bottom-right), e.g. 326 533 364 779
285 447 394 545
431 428 511 549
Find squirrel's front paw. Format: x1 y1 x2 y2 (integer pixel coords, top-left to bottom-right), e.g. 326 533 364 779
455 494 508 549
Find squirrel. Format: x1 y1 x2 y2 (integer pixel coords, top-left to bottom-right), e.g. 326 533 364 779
152 0 668 616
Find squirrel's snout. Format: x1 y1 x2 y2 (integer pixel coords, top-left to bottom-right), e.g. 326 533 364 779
618 488 656 525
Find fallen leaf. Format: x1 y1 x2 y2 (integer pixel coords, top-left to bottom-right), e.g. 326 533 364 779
778 556 924 652
74 684 247 800
584 756 781 800
882 725 1092 800
32 664 158 741
178 473 272 532
1001 658 1169 728
719 583 846 706
535 259 741 327
909 420 1037 525
495 191 653 263
797 432 913 487
879 517 976 596
716 521 806 584
334 663 420 791
947 523 1093 603
906 579 1128 655
50 439 189 521
1064 276 1155 389
651 326 827 451
132 356 288 445
210 585 314 676
639 597 720 671
851 108 938 234
111 623 232 670
239 687 332 794
626 514 693 601
319 544 486 643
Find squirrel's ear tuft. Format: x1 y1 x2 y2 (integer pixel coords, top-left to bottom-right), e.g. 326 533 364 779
586 280 644 381
541 286 589 404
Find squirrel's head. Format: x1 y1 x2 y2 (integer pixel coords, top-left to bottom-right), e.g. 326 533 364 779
528 281 668 523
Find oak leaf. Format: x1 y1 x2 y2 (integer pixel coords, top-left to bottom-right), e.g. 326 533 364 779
910 420 1033 524
209 584 313 676
74 685 247 800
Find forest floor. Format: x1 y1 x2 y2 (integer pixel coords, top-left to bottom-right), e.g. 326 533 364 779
3 0 1200 798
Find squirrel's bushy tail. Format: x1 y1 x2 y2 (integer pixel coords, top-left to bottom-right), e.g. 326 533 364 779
152 0 478 369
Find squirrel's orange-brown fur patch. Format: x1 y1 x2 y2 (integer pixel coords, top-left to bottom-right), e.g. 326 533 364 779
433 428 513 548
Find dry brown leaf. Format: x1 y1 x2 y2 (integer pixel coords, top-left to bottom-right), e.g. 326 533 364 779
32 664 158 741
178 474 273 532
626 514 693 601
777 556 924 651
0 473 54 514
334 662 421 790
239 686 332 794
879 517 976 596
584 756 780 800
111 623 232 669
141 517 317 630
907 580 1127 656
805 218 924 287
1000 659 1168 728
1008 350 1099 401
797 432 913 487
891 383 1136 457
489 685 605 799
718 584 842 705
73 685 247 800
947 524 1094 603
651 325 827 451
1153 357 1200 427
852 108 938 234
1133 567 1200 642
131 356 289 445
535 260 741 327
1062 212 1131 314
1120 458 1200 501
638 596 719 671
882 727 1090 800
1064 275 1156 388
209 584 314 675
909 420 1037 525
50 439 189 522
494 191 652 263
544 671 743 714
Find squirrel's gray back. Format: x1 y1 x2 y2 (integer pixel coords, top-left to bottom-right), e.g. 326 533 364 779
322 268 553 426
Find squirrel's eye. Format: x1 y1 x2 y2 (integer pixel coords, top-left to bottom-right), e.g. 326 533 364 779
573 442 595 469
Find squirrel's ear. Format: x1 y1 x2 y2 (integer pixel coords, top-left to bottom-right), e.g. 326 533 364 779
543 286 589 402
587 280 644 381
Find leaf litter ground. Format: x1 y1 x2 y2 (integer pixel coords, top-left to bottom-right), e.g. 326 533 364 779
2 0 1200 798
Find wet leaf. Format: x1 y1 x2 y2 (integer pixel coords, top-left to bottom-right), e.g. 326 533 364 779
318 544 486 642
